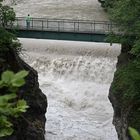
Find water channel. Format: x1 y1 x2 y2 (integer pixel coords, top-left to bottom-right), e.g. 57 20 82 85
6 0 121 139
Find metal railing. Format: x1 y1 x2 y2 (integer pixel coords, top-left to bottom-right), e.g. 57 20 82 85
10 17 118 34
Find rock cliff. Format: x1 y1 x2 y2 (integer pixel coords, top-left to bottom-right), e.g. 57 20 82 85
109 45 140 140
0 47 47 140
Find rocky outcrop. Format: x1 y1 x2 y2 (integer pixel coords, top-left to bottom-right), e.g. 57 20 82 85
108 45 140 140
0 47 47 140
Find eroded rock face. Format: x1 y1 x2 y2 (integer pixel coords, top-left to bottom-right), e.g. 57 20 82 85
109 48 129 140
109 84 130 140
0 48 47 140
108 45 140 140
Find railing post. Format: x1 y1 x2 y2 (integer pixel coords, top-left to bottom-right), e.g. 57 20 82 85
74 22 76 31
31 19 33 29
90 23 92 33
77 22 79 31
46 20 48 28
42 20 43 30
62 19 64 31
93 21 95 32
58 21 60 31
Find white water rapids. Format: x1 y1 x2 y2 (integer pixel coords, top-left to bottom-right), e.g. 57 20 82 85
20 38 121 140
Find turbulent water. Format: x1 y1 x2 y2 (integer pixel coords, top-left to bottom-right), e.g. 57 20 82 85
20 38 121 140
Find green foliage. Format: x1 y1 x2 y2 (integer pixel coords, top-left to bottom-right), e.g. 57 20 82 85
1 70 28 88
0 70 29 137
109 0 140 33
112 59 140 102
131 40 140 57
129 127 140 140
102 0 140 102
0 27 20 53
0 4 15 27
0 1 27 137
102 0 140 57
0 0 21 53
100 0 140 136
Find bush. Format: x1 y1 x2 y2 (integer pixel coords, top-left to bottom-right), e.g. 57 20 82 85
0 70 29 137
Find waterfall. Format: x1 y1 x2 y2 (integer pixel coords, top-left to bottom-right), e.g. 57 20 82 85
20 38 121 140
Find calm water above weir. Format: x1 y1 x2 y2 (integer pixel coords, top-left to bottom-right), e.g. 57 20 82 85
6 0 121 139
5 0 108 20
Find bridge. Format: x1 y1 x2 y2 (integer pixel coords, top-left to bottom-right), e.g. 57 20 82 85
8 17 118 42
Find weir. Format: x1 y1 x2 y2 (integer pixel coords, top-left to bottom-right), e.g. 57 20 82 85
20 38 121 140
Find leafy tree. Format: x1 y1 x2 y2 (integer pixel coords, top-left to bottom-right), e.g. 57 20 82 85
102 0 140 101
0 2 15 27
0 0 21 53
99 0 140 58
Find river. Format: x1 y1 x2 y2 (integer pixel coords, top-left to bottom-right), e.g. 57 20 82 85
7 0 121 139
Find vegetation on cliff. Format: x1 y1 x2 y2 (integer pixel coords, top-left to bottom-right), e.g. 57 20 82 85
0 0 21 53
0 70 29 137
0 0 29 138
99 0 140 137
0 1 47 139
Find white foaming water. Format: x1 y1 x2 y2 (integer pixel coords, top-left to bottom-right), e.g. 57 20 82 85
20 38 121 140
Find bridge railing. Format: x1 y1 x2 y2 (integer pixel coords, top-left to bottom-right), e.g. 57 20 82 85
11 17 118 34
